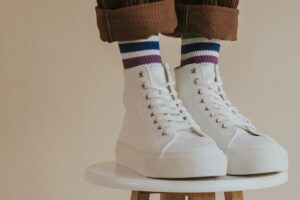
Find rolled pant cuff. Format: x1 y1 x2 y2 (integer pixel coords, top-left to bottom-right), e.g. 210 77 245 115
95 0 177 42
169 4 239 41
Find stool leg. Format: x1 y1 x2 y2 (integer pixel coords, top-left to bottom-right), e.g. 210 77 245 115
131 191 150 200
187 193 216 200
224 192 244 200
160 193 185 200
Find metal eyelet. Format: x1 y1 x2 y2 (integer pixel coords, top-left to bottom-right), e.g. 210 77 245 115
205 107 209 111
216 119 219 123
157 126 162 130
147 105 152 109
198 89 202 95
194 78 199 84
209 113 213 117
222 124 227 129
150 113 154 117
183 116 187 120
200 99 205 103
153 120 158 124
145 95 149 100
139 71 144 78
161 132 167 136
190 67 196 74
141 83 146 89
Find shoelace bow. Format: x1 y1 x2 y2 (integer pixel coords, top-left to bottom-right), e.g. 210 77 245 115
194 78 256 130
143 80 197 135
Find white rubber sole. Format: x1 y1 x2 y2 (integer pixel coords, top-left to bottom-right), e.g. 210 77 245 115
116 141 227 178
226 146 288 175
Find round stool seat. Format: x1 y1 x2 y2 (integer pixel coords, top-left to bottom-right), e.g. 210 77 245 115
84 161 288 193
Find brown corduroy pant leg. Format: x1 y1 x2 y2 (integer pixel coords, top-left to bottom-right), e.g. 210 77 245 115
95 0 239 43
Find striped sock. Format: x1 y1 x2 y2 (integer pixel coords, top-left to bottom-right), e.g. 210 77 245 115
118 35 163 69
180 35 221 67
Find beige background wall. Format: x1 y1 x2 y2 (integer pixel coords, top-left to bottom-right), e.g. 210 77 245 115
0 0 299 200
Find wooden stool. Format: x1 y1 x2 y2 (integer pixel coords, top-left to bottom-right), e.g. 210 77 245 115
85 161 288 200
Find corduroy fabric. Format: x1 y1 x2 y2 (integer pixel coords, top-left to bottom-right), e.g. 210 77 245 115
97 0 162 10
175 0 239 8
165 0 239 40
176 0 218 5
95 0 177 42
167 4 239 40
95 0 239 42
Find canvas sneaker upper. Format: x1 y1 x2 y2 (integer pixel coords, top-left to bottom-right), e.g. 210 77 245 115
175 63 288 175
115 63 227 178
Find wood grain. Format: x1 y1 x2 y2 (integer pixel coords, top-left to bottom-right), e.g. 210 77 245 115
131 191 150 200
224 192 244 200
187 193 215 200
160 193 185 200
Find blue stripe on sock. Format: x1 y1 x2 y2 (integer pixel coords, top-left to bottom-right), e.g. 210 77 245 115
119 41 160 53
181 43 221 54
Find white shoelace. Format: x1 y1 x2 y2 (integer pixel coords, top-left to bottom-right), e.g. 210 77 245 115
142 80 198 135
194 78 256 130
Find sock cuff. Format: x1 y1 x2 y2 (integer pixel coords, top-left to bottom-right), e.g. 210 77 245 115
118 35 162 69
119 36 160 53
182 36 221 45
180 36 221 67
181 42 221 54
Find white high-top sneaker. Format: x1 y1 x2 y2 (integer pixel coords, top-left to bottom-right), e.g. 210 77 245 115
175 63 288 175
116 63 227 178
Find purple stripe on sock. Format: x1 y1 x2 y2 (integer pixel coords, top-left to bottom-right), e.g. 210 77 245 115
122 55 162 69
181 55 218 66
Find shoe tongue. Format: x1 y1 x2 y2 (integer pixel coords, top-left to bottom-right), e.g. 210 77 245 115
146 65 168 87
196 64 218 83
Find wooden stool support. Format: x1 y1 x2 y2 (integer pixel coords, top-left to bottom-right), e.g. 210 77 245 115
225 192 244 200
131 191 150 200
161 193 185 200
187 193 216 200
131 191 243 200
